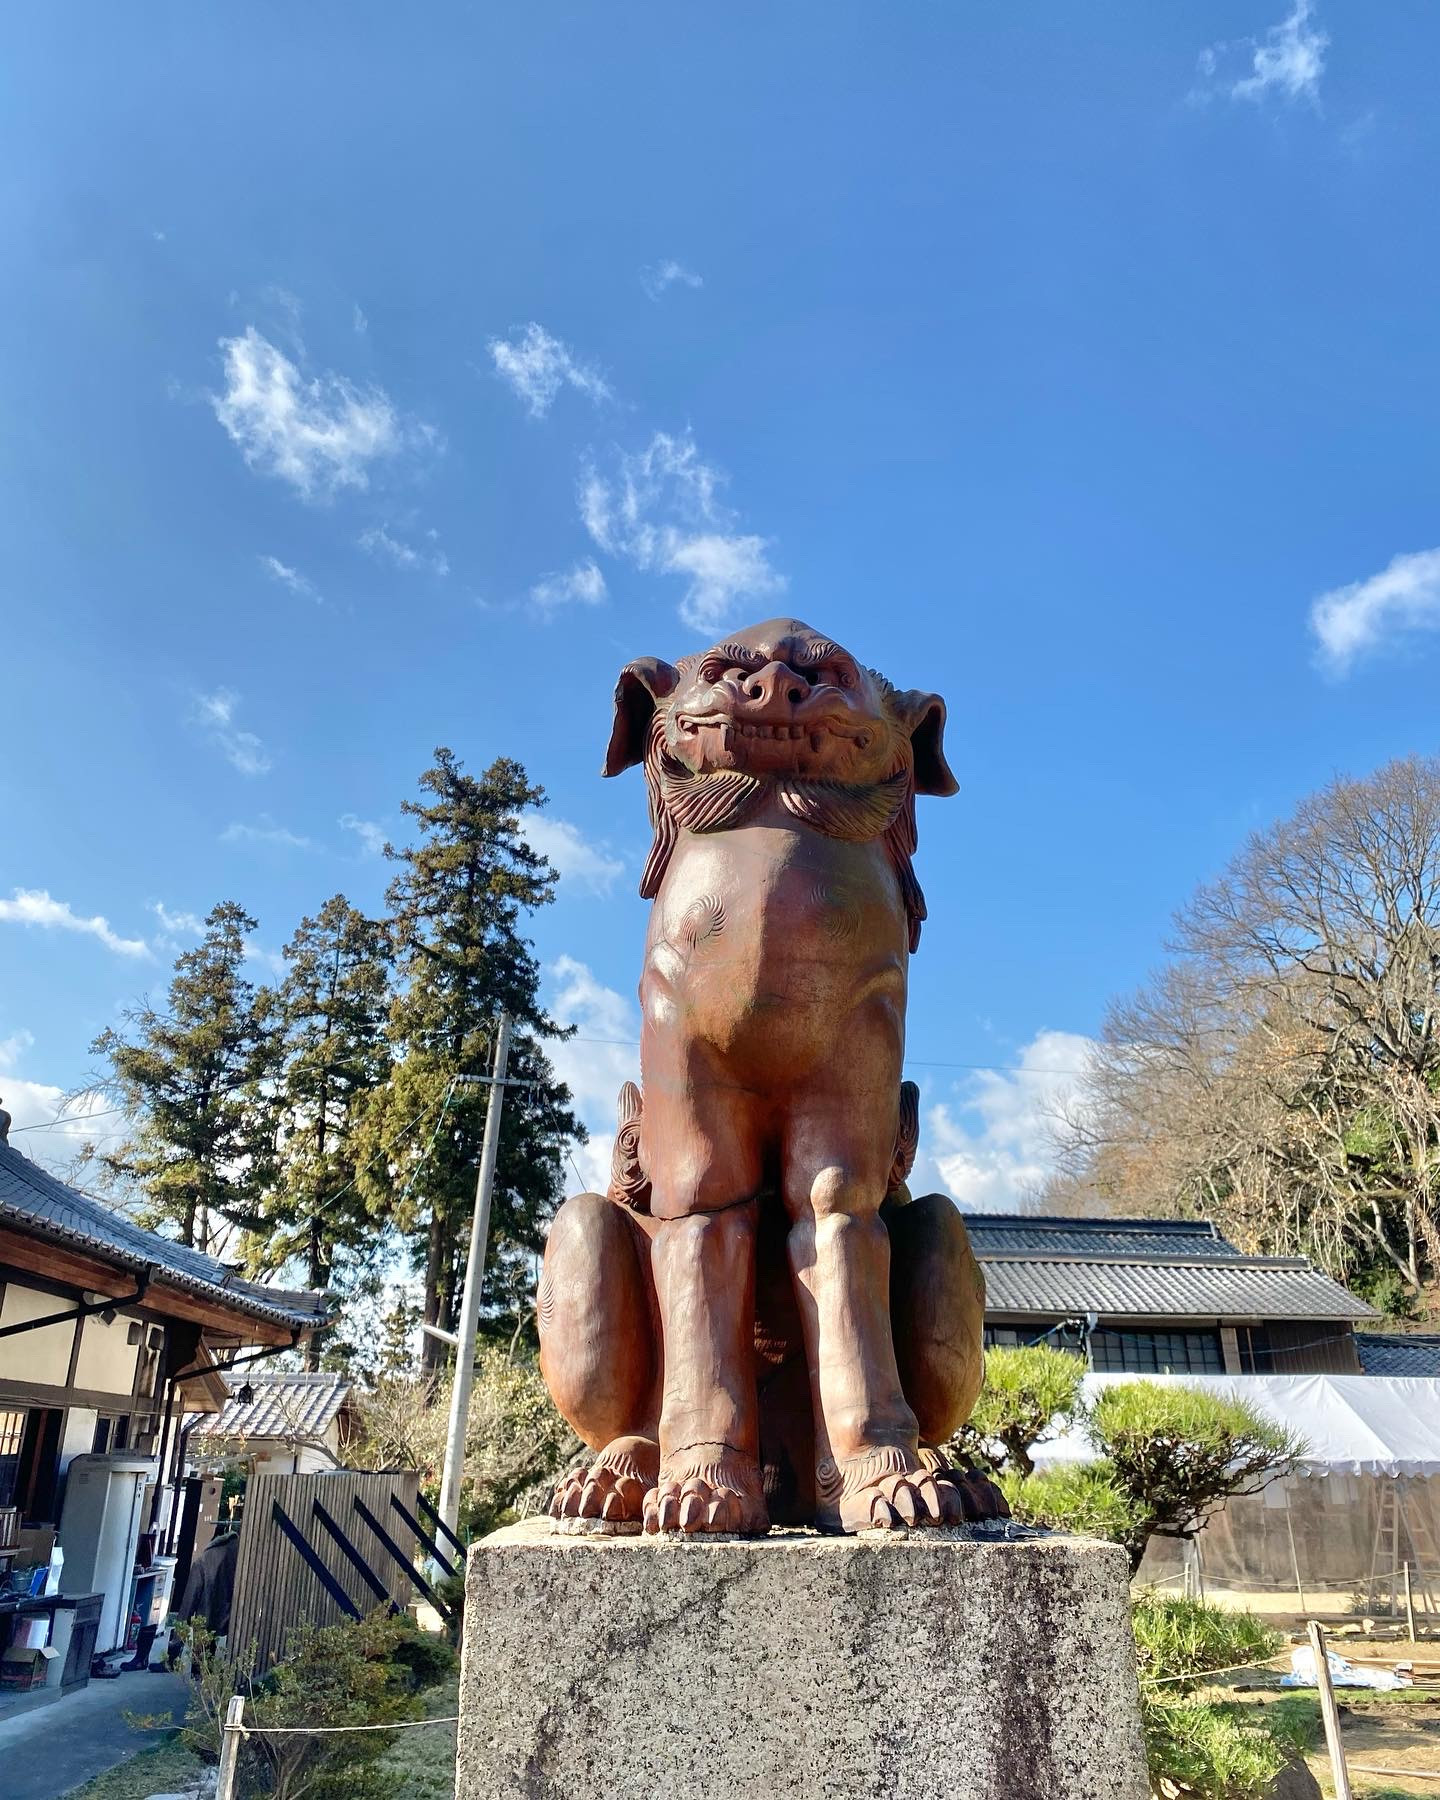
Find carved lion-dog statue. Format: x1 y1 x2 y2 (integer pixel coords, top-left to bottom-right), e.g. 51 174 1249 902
539 618 990 1535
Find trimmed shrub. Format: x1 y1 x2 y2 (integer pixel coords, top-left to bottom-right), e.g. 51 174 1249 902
1091 1383 1301 1573
958 1345 1085 1475
998 1460 1143 1543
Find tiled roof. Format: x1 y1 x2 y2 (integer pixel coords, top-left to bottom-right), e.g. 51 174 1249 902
190 1371 353 1442
0 1139 328 1331
956 1208 1375 1323
963 1214 1240 1260
1355 1332 1440 1377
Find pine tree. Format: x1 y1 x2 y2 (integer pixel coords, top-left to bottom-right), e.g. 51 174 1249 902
256 896 393 1358
92 901 279 1251
357 749 583 1374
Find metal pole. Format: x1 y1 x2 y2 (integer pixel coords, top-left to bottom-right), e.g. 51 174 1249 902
1308 1620 1353 1800
216 1693 245 1800
1405 1561 1418 1642
1284 1490 1307 1616
437 1013 512 1538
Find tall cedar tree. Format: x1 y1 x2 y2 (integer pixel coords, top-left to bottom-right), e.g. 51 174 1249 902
255 897 393 1359
358 750 583 1372
92 901 278 1251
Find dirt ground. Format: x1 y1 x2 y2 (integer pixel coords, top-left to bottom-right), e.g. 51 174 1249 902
1315 1692 1440 1798
1223 1681 1440 1799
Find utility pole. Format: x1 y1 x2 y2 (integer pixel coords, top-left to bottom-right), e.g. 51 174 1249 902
438 1012 512 1538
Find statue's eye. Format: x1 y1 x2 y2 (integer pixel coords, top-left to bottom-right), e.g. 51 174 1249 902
699 658 734 685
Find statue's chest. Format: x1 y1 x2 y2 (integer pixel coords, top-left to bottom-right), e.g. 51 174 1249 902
650 828 905 972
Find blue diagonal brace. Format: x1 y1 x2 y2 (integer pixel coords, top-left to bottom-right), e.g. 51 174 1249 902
352 1495 453 1622
271 1499 361 1620
312 1498 395 1609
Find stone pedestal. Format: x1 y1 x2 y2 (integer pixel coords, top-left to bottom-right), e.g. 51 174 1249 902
456 1519 1148 1800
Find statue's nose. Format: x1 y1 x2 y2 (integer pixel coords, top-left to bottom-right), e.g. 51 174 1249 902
742 661 808 708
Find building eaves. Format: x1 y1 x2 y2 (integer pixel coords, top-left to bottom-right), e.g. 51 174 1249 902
0 1140 327 1332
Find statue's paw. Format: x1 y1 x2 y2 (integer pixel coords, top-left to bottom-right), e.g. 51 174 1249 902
916 1446 1010 1523
643 1443 769 1536
550 1434 658 1526
817 1445 964 1532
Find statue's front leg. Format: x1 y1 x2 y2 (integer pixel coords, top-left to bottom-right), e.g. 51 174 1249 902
785 1097 962 1532
642 1064 770 1536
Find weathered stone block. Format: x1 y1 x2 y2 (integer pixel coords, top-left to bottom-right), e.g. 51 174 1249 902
457 1519 1148 1799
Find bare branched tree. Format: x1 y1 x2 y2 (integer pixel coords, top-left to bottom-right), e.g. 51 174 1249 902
1058 756 1440 1300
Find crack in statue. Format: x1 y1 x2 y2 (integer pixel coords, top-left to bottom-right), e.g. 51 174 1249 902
539 618 998 1535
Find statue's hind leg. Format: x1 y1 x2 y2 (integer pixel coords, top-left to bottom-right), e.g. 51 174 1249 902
540 1191 660 1527
886 1192 986 1448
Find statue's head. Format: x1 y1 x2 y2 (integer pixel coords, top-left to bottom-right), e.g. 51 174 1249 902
604 618 956 793
602 619 956 949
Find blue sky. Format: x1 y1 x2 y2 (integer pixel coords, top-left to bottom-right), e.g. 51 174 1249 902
4 1 1438 1211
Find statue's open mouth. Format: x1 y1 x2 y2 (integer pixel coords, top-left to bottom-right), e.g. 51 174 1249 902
676 714 874 754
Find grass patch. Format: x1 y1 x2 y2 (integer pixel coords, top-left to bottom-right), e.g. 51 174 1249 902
67 1732 204 1799
372 1673 459 1800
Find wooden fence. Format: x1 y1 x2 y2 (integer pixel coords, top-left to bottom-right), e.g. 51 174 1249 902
227 1468 424 1671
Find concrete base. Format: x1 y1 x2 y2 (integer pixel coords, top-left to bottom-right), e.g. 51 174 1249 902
457 1519 1148 1800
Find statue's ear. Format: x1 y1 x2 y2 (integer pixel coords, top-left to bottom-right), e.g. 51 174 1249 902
891 690 958 797
603 657 680 776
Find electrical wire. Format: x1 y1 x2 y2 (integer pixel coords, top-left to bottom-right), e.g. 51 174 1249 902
9 1104 126 1134
561 1033 1088 1077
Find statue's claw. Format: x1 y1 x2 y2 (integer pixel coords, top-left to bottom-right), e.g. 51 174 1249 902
642 1443 769 1536
817 1446 965 1533
549 1434 658 1530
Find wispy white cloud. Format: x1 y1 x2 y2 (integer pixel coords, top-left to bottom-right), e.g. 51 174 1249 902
909 1030 1093 1213
358 523 449 576
0 889 151 959
1310 547 1440 674
580 430 785 632
544 955 641 1193
191 688 271 776
245 942 289 976
1194 1 1328 107
0 1031 128 1173
641 259 704 301
339 813 388 857
150 901 204 945
259 554 322 604
220 817 317 851
352 303 368 337
488 323 611 419
528 558 607 617
212 325 436 500
521 814 625 895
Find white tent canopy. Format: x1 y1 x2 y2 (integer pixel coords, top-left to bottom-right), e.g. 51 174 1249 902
1031 1373 1440 1479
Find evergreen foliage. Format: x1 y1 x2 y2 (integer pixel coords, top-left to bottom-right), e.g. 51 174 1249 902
92 901 278 1250
961 1343 1084 1475
1089 1382 1300 1573
85 750 586 1352
998 1459 1142 1542
257 897 393 1346
952 1349 1300 1574
355 748 583 1367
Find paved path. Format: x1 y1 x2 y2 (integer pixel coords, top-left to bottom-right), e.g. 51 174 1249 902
0 1668 189 1798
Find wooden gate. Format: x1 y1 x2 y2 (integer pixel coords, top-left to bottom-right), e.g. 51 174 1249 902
227 1468 430 1671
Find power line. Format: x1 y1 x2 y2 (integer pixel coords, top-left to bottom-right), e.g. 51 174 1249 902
9 1105 126 1135
562 1033 1088 1077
